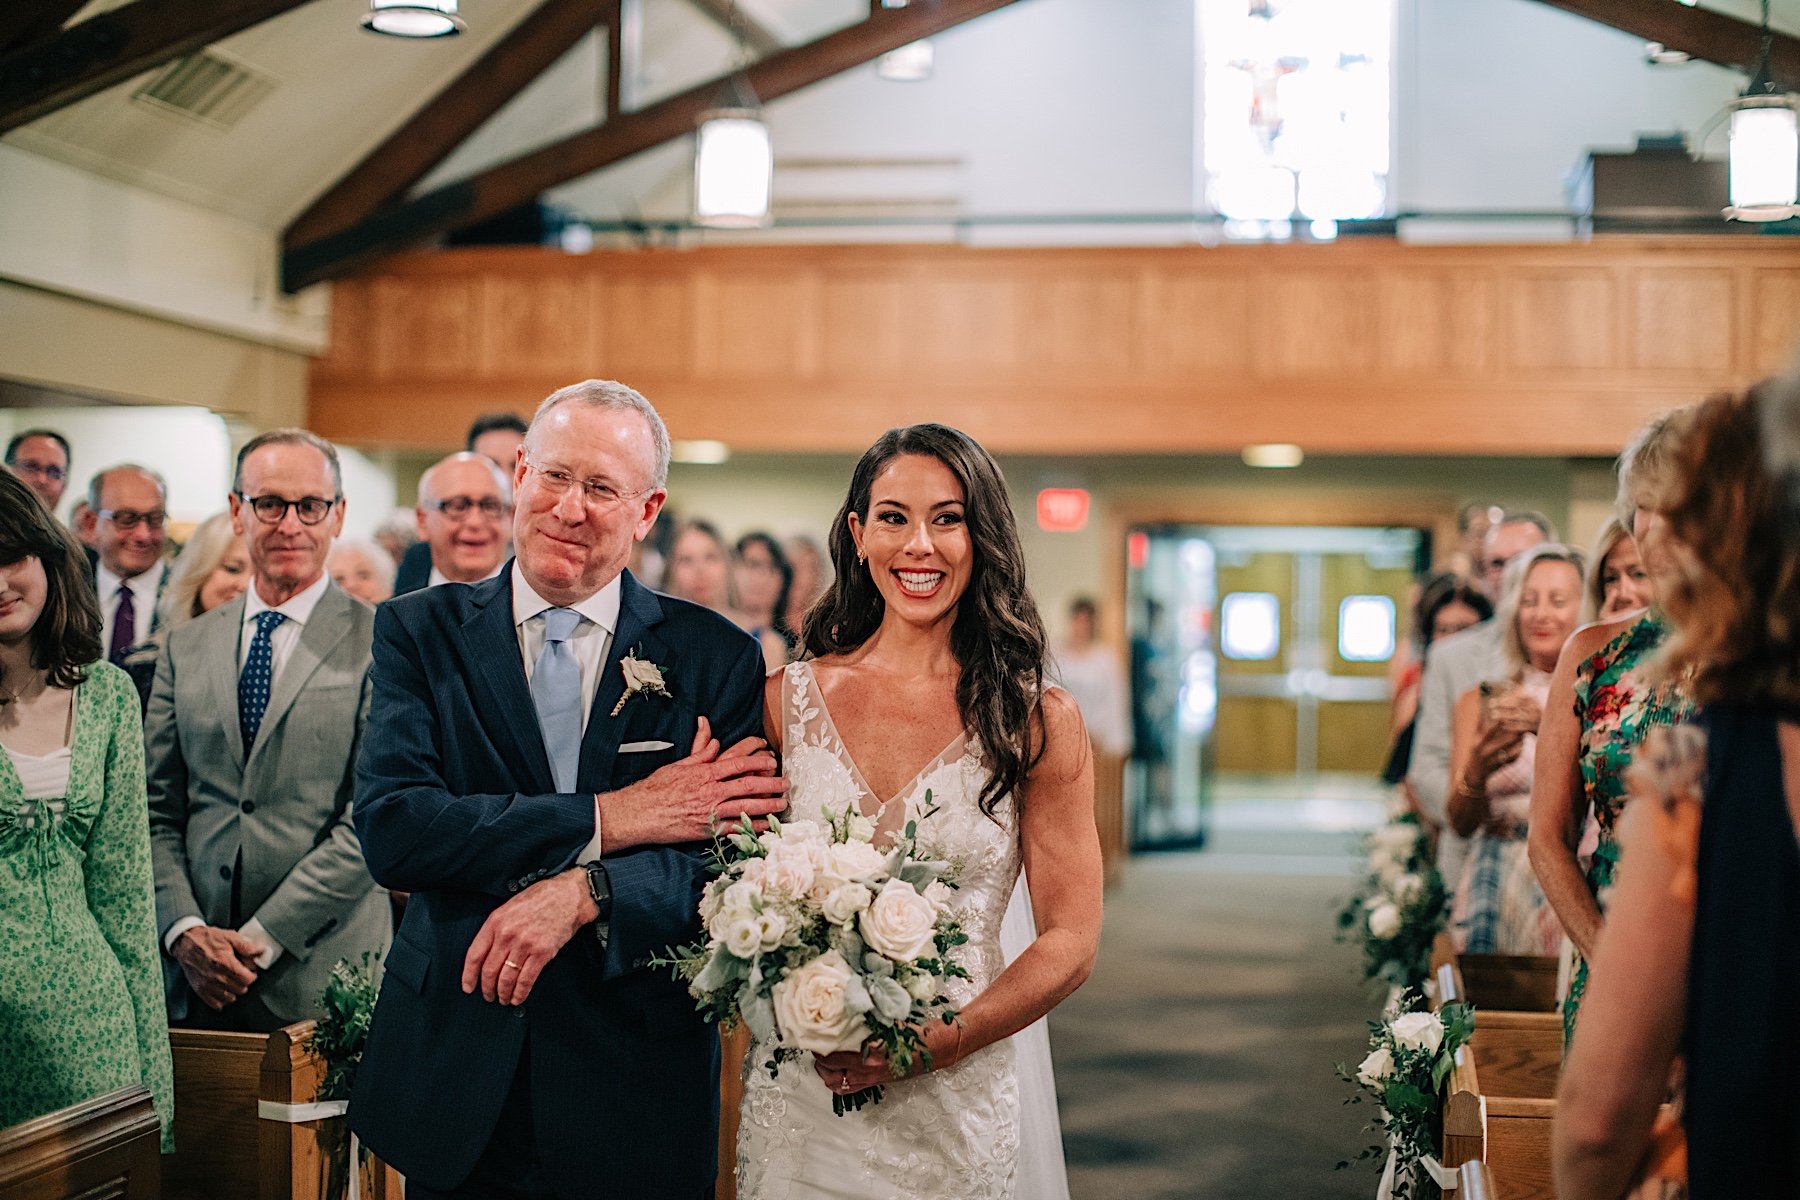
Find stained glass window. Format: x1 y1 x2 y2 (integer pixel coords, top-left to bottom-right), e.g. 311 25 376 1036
1200 0 1393 240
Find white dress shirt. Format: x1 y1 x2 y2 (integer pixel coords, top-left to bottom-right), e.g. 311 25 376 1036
96 562 165 652
513 570 621 864
165 571 336 967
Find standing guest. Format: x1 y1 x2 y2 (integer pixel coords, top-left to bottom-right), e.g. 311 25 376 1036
1584 518 1653 622
392 453 510 596
667 519 786 670
1443 500 1501 577
146 430 388 1032
120 512 251 709
0 470 173 1148
1408 511 1555 886
349 380 786 1200
1053 596 1131 757
1531 411 1698 1043
1447 545 1584 954
69 500 98 550
733 530 794 662
329 539 397 606
80 466 171 667
5 429 72 515
1553 382 1796 1200
782 533 829 635
1382 573 1492 794
395 415 529 594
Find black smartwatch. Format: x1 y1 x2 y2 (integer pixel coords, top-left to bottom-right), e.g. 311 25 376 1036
584 861 613 923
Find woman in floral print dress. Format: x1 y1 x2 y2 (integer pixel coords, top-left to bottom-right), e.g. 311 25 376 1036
1530 410 1696 1044
0 471 173 1146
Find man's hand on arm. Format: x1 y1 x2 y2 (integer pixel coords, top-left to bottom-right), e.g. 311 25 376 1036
171 926 262 1010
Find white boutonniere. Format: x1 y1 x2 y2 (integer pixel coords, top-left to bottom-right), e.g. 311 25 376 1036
611 651 672 717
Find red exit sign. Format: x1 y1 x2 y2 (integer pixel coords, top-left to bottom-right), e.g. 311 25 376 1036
1036 488 1090 532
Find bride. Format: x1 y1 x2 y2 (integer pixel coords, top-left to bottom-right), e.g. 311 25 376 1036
737 424 1104 1200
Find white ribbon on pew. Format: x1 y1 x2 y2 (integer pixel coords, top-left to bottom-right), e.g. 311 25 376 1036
257 1100 360 1200
1377 1146 1461 1197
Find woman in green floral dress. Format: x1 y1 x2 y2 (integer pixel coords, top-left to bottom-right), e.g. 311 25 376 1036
0 471 173 1147
1530 410 1696 1045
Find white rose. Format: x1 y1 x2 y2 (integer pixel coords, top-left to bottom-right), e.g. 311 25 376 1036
816 841 887 893
755 911 789 951
1389 873 1423 903
1373 823 1418 851
923 881 955 912
698 882 725 924
904 970 938 1002
1367 903 1402 940
846 812 876 843
761 845 817 899
821 882 874 926
1389 1012 1445 1056
859 878 939 963
776 819 829 847
721 879 763 915
736 857 767 887
722 916 762 960
1357 1047 1395 1087
771 950 871 1055
621 656 666 692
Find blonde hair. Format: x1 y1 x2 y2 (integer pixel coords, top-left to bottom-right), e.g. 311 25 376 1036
1582 517 1633 623
158 512 243 629
1494 543 1586 676
1615 408 1694 530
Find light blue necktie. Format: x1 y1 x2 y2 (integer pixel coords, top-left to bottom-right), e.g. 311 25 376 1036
238 611 286 752
532 607 584 792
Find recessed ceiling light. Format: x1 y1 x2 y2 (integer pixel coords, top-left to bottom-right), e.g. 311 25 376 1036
672 440 731 465
1242 444 1304 468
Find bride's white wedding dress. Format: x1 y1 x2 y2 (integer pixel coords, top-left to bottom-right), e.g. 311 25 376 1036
737 662 1070 1200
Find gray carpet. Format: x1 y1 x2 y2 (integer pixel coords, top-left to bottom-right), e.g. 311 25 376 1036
1047 849 1382 1200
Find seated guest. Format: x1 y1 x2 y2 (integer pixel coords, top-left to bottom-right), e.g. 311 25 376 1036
1584 517 1652 622
121 512 251 709
1530 410 1698 1043
392 453 509 597
1448 543 1584 954
0 470 173 1148
330 538 397 605
667 518 785 669
1554 381 1798 1200
4 428 72 516
80 465 171 666
146 430 388 1032
733 530 795 660
394 414 527 594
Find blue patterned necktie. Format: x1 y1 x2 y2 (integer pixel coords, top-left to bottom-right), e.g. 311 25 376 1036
238 610 287 752
532 607 584 792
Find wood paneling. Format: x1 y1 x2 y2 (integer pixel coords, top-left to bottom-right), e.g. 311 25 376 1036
309 239 1800 455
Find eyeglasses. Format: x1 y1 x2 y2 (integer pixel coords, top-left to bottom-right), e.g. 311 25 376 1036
425 496 508 520
97 508 167 532
10 459 66 482
521 456 645 512
238 493 339 525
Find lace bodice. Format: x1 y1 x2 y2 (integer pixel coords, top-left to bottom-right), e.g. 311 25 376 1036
738 662 1023 1200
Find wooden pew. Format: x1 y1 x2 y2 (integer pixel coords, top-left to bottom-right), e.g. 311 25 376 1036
0 1085 162 1200
165 1022 400 1200
1440 1011 1562 1200
1092 748 1128 885
1430 932 1560 1014
1460 1160 1499 1200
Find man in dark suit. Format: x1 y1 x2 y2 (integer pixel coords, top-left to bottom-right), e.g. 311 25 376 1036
390 452 511 597
394 412 527 594
350 381 784 1200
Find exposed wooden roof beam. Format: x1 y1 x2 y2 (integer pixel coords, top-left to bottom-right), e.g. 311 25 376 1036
684 0 782 58
285 0 608 250
0 1 86 57
282 0 1028 291
0 0 317 134
1525 0 1800 91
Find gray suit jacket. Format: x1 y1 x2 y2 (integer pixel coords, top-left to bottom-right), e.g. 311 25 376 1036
1406 618 1505 887
145 581 390 1027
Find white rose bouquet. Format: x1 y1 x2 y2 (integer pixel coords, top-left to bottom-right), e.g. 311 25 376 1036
1336 992 1476 1200
1335 813 1450 991
658 793 969 1116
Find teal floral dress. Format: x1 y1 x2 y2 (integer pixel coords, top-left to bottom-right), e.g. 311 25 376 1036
0 662 174 1148
1563 615 1696 1044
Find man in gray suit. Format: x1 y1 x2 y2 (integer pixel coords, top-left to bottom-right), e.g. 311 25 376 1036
147 429 389 1031
1407 510 1554 885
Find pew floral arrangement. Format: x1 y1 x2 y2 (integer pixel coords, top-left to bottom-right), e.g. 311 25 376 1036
1338 991 1476 1200
659 797 969 1116
1336 813 1450 992
309 953 382 1200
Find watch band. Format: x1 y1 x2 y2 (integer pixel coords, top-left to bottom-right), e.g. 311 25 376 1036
584 861 613 923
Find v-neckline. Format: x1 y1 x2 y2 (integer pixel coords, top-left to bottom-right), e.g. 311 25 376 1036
798 662 966 816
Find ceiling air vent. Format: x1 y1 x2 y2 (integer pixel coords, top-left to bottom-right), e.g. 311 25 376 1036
131 51 275 131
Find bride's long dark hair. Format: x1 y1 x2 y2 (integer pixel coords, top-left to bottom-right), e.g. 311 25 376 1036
803 424 1048 816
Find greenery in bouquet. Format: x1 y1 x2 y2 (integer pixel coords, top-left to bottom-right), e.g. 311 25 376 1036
1337 991 1476 1200
657 793 969 1116
311 951 382 1102
1336 814 1450 991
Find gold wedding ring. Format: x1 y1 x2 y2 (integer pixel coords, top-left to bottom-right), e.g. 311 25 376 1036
502 959 523 971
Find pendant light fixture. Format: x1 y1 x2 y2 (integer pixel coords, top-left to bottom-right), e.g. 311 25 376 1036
362 0 464 38
693 4 773 228
1724 0 1798 221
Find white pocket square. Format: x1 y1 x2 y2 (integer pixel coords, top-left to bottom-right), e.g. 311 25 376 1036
618 740 675 753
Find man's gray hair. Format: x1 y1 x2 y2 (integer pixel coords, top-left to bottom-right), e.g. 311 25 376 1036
418 452 513 506
87 463 168 511
527 379 671 492
233 428 343 495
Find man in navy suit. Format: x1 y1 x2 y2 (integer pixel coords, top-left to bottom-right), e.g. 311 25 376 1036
350 380 785 1200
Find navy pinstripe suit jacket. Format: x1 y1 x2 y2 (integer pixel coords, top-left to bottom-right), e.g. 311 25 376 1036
347 564 763 1198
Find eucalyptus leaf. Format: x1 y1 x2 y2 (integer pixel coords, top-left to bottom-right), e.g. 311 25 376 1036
843 973 874 1016
741 988 777 1041
869 976 912 1024
693 950 749 994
